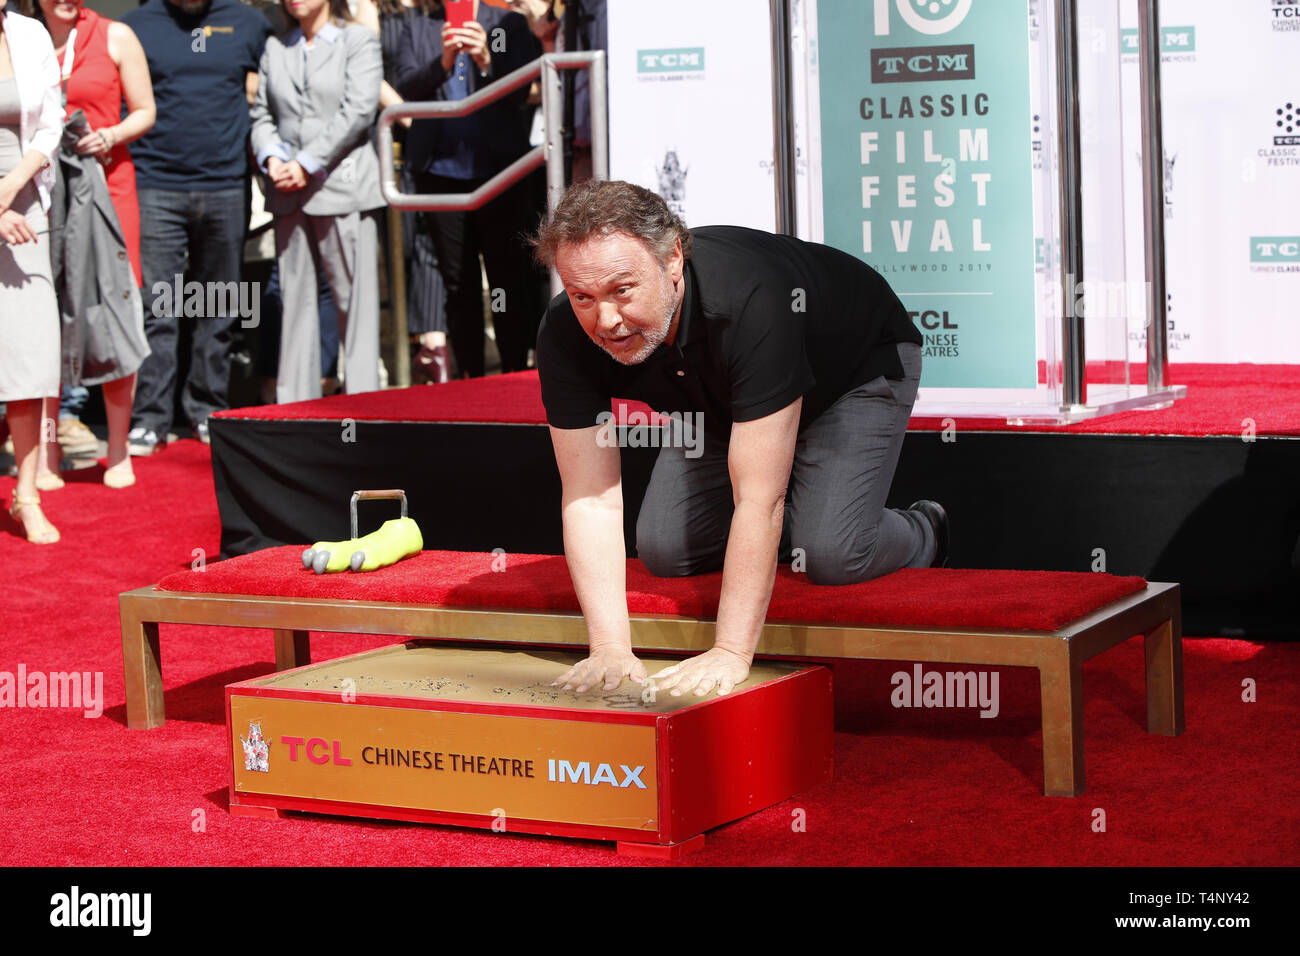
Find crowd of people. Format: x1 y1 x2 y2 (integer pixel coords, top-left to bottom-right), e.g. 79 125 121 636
0 0 605 544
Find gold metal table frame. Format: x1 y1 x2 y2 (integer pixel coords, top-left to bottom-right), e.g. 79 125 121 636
119 581 1183 796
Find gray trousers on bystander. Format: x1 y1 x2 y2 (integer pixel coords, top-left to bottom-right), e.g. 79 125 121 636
275 207 382 404
636 342 934 584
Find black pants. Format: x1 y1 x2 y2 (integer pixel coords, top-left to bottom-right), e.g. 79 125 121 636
635 343 934 585
413 171 544 377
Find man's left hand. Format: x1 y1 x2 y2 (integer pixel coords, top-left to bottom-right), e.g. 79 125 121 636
649 646 751 698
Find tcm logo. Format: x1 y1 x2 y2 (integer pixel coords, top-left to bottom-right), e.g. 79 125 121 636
547 759 646 789
1120 26 1196 54
1250 236 1300 261
872 0 972 36
871 44 975 83
637 48 704 73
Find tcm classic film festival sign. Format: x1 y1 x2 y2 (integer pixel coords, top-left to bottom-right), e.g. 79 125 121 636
816 0 1037 387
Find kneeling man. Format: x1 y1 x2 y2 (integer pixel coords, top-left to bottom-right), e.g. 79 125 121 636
535 181 947 698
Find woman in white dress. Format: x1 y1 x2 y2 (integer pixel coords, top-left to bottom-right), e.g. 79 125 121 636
0 0 64 543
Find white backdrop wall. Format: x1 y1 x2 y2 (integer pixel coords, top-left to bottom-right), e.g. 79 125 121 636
606 0 777 232
1119 0 1299 364
608 0 1296 364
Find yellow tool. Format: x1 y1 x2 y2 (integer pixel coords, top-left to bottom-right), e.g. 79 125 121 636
301 490 422 574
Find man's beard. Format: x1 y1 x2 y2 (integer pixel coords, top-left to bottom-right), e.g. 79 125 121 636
174 0 212 15
600 269 677 366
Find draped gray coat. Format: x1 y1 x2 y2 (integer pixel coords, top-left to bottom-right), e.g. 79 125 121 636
49 109 148 386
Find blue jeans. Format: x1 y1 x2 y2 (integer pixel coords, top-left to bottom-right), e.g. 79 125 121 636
133 186 246 434
60 384 89 420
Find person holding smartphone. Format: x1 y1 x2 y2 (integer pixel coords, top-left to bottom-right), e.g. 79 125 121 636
395 0 544 378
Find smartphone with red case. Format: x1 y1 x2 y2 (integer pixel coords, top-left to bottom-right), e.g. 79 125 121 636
445 0 472 29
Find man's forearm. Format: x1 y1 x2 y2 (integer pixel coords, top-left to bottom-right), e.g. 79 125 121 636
712 497 784 664
561 496 631 650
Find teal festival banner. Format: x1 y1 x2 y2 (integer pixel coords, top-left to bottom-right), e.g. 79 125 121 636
816 0 1037 387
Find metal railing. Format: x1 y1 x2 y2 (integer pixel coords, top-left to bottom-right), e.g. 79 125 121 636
374 50 607 377
377 50 608 217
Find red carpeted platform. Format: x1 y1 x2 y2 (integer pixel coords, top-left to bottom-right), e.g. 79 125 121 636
212 364 1300 437
2 443 1298 866
156 546 1147 633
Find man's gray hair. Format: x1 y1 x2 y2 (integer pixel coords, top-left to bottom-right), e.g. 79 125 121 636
531 180 692 268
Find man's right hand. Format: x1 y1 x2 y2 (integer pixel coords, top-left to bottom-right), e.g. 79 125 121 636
550 645 648 693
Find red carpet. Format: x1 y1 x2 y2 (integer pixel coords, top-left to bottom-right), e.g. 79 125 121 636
157 547 1146 633
213 364 1300 438
2 442 1297 865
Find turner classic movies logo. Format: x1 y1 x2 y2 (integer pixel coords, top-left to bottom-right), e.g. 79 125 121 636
1250 236 1300 273
869 1 975 85
1265 101 1300 168
1273 0 1300 32
871 45 975 83
636 47 705 82
1120 26 1196 62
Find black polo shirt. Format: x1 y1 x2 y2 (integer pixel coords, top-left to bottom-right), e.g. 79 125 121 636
536 225 922 438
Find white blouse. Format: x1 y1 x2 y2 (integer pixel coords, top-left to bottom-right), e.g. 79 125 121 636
2 9 63 212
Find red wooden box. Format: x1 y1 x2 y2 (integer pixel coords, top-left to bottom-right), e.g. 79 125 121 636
225 641 833 857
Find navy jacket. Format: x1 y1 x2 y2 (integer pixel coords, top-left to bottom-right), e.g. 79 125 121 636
394 3 540 179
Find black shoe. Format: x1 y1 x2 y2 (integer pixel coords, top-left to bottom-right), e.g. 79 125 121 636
907 500 949 568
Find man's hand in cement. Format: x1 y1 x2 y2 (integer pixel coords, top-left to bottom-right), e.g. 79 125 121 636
551 644 648 693
649 646 751 698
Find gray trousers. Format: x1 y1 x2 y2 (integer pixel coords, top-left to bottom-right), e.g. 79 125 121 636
275 207 381 404
636 342 934 585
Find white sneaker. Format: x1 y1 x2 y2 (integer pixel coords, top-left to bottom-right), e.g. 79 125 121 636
127 427 162 456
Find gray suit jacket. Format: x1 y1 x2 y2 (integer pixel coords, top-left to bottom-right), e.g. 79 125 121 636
50 110 149 387
250 21 384 216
